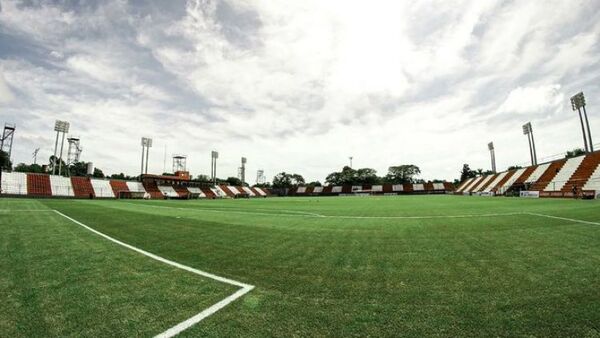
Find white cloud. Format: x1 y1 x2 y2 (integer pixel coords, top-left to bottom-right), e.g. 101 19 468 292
1 0 600 182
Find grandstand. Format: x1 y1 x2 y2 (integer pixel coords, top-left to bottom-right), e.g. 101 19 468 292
455 150 600 198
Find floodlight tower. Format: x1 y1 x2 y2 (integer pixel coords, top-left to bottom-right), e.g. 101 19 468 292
522 122 537 165
172 154 187 172
238 157 247 185
140 137 153 177
32 148 40 165
571 92 593 152
0 123 15 164
211 151 218 185
67 136 82 164
488 142 496 173
256 169 265 184
349 156 353 168
53 120 70 175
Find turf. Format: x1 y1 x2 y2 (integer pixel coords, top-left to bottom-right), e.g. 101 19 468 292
1 195 600 337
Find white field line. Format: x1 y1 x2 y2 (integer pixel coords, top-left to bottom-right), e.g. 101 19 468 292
0 209 54 212
526 212 600 226
319 212 525 219
51 210 254 338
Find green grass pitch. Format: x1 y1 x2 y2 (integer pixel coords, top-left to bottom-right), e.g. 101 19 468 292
1 195 600 337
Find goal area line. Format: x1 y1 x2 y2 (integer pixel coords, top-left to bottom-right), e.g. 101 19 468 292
47 209 254 338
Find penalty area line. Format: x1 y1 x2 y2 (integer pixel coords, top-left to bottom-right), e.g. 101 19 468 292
52 210 254 338
526 212 600 226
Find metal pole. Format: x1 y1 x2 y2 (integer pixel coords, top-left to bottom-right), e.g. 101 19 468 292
145 145 150 174
213 158 217 186
577 107 589 152
527 133 534 166
530 130 538 165
141 145 145 177
582 105 594 152
58 131 66 176
53 131 59 175
491 149 496 173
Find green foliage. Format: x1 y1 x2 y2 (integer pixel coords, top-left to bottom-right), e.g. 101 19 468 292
0 150 11 169
306 181 322 187
109 173 138 180
225 177 243 186
325 166 380 185
14 163 44 173
566 148 585 158
92 168 104 178
507 165 523 171
196 174 211 182
385 165 421 184
272 172 305 188
460 164 477 182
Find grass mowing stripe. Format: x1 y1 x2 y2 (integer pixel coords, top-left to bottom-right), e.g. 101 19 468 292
52 210 255 338
120 202 524 219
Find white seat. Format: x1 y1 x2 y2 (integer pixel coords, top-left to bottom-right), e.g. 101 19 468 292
186 187 206 197
470 175 494 192
254 187 267 196
432 183 445 190
313 186 323 193
526 163 551 184
496 168 527 194
242 187 255 196
296 187 306 193
1 171 28 195
158 185 179 197
583 163 600 191
544 156 585 191
392 184 403 192
483 172 508 193
126 181 146 193
413 184 424 191
49 175 74 196
210 187 224 197
227 186 241 195
371 185 383 192
90 179 115 198
331 186 342 193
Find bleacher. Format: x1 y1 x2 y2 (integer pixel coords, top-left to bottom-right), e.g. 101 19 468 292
91 179 115 198
71 176 94 197
126 181 147 193
186 187 206 198
157 185 179 198
49 175 75 197
110 180 129 197
27 173 52 196
456 151 600 198
1 172 27 195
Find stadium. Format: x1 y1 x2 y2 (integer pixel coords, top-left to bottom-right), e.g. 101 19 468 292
1 1 600 337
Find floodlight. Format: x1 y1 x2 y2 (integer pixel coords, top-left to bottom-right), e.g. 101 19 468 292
570 92 586 110
522 122 531 135
242 157 247 164
54 120 70 133
487 142 494 150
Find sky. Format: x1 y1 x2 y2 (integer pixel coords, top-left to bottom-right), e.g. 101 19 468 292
1 0 600 183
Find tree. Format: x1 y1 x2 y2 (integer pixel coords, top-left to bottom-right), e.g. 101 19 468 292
459 164 476 182
306 181 322 187
196 174 210 182
325 166 379 185
566 148 585 158
225 177 243 186
272 172 305 188
0 150 11 169
14 163 44 173
385 165 421 184
93 168 104 178
507 165 522 171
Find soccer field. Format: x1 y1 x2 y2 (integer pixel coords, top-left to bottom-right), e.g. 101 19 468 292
1 195 600 337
